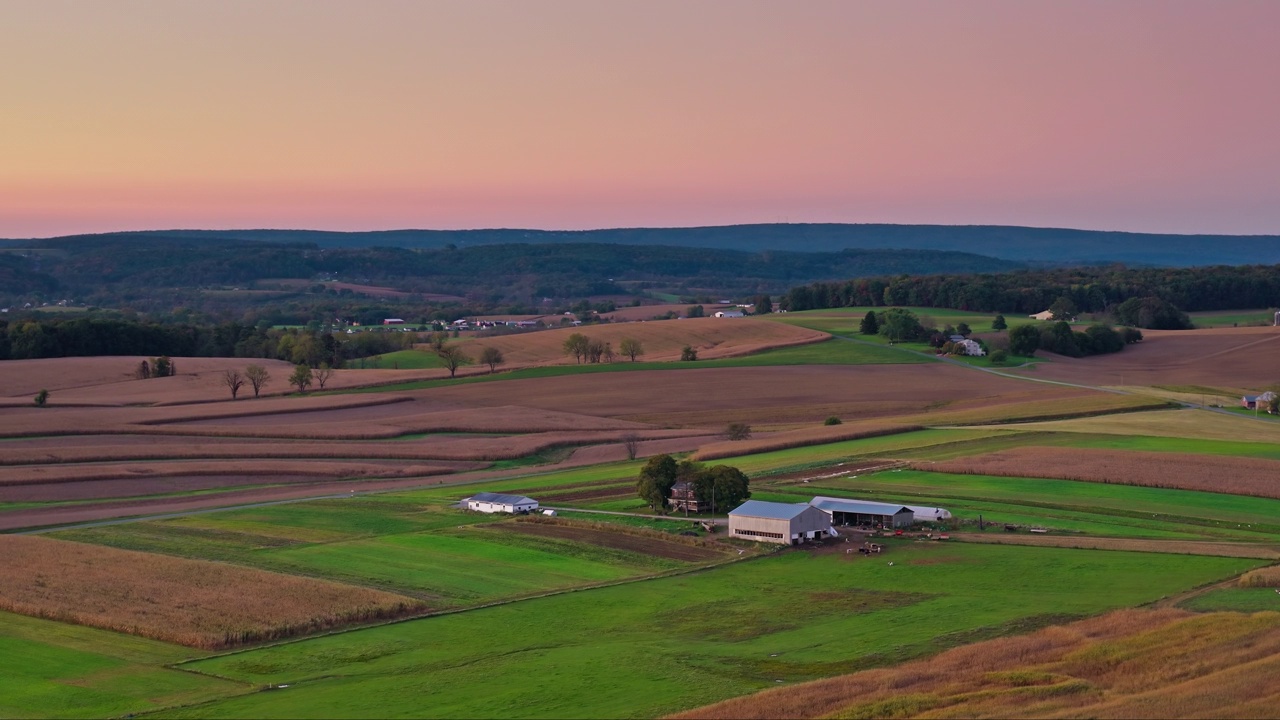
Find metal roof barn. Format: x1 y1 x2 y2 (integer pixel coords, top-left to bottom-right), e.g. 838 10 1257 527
809 496 915 529
728 500 832 545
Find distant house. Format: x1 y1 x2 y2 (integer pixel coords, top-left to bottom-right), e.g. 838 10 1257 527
464 492 539 514
669 480 701 513
728 500 832 545
954 339 985 356
1242 391 1277 411
382 318 405 325
948 334 967 343
714 310 745 318
1029 310 1055 321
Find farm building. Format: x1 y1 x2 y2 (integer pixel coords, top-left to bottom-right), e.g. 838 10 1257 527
464 492 539 514
714 310 745 318
809 496 914 529
382 318 405 325
903 504 952 522
669 480 702 513
1029 310 1054 321
1242 392 1276 410
954 339 985 356
728 500 832 545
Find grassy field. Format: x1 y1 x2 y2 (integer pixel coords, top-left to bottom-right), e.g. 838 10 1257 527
354 349 443 370
0 611 247 719
165 544 1256 719
1188 308 1278 328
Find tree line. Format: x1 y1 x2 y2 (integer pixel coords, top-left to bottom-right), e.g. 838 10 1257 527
780 264 1280 318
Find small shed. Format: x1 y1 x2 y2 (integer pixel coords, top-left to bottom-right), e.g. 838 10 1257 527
809 496 914 529
729 500 832 545
903 505 952 522
465 492 539 514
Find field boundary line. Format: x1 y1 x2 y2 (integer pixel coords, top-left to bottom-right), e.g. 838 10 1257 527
950 533 1280 559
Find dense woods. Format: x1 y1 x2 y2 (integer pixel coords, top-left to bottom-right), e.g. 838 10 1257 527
781 265 1280 318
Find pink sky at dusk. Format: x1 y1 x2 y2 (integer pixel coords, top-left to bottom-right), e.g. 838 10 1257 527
3 0 1279 237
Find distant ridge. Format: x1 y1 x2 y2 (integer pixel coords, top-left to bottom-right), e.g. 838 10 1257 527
6 223 1279 266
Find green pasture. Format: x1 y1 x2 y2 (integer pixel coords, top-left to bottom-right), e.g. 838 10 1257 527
809 470 1280 539
1179 587 1280 612
353 349 442 370
1187 309 1278 328
169 544 1256 719
0 612 245 719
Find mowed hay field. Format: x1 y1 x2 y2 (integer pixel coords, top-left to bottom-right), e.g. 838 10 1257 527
1007 407 1280 444
673 609 1280 720
0 536 423 649
457 317 828 365
1010 325 1280 389
928 446 1280 499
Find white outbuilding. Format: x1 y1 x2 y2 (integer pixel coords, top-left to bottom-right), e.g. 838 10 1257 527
465 492 539 514
728 500 833 545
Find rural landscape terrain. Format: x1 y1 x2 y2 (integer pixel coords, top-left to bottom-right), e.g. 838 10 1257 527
2 260 1279 718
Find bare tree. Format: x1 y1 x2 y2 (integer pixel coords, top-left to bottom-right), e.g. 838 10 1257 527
586 338 606 363
221 369 245 399
135 360 151 380
245 365 270 398
479 346 505 373
622 432 641 461
427 331 449 352
603 342 616 364
437 345 470 378
314 363 333 390
725 422 752 441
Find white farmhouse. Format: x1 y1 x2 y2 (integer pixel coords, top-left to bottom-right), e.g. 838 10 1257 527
955 339 985 356
464 492 539 514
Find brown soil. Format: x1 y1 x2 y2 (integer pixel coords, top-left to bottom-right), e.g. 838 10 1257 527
494 521 724 561
950 533 1280 559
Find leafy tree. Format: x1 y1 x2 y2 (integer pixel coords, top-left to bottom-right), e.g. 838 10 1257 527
479 346 505 373
989 349 1009 365
289 364 313 393
680 345 698 361
754 294 773 315
1120 327 1144 344
1084 325 1124 354
437 345 470 378
586 338 606 363
619 337 644 362
1008 324 1041 356
602 342 615 364
151 356 174 378
314 363 334 389
686 305 705 318
878 308 924 342
698 465 751 513
725 422 752 441
824 416 842 426
135 360 151 380
33 389 49 407
991 314 1007 330
222 369 245 399
1048 296 1077 321
245 364 270 398
859 310 879 335
636 454 679 511
427 332 449 352
1113 296 1192 330
956 322 972 337
562 333 589 364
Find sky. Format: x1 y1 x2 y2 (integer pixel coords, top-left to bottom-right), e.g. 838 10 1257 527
3 0 1279 237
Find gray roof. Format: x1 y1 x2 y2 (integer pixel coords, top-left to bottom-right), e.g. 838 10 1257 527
728 500 815 520
467 492 537 505
810 496 913 516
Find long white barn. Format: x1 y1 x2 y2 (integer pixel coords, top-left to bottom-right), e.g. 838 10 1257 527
465 492 539 514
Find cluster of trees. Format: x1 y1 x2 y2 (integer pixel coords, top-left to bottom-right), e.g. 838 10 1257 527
0 317 411 366
635 454 751 514
781 265 1280 321
561 334 645 364
1008 322 1141 358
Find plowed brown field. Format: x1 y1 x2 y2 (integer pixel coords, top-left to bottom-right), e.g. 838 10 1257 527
0 535 424 648
927 446 1280 499
1010 325 1280 390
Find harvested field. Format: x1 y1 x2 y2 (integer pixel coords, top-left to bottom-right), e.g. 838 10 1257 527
456 316 827 366
0 459 464 486
0 535 424 649
672 609 1280 720
928 446 1280 500
1010 325 1280 390
599 303 736 321
1239 565 1280 587
419 365 1101 426
692 422 921 461
494 519 727 562
898 393 1171 427
1005 407 1280 444
950 533 1280 559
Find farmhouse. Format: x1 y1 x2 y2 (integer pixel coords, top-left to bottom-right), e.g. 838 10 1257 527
1242 392 1277 410
809 496 915 529
464 492 539 514
669 480 701 513
714 310 745 318
954 339 985 356
728 500 832 545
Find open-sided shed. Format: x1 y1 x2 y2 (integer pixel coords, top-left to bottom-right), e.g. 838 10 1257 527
809 496 914 529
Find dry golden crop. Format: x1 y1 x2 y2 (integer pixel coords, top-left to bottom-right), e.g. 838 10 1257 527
1239 565 1280 587
672 609 1280 719
926 446 1280 500
691 422 921 461
0 535 425 649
